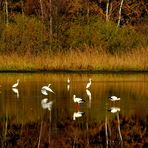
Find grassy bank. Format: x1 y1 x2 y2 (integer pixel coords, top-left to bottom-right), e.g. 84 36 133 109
0 47 147 72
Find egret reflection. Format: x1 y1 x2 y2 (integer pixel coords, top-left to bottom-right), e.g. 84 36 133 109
67 84 70 91
86 89 91 108
67 78 70 91
12 88 19 99
73 111 85 120
105 105 123 148
108 96 120 101
41 98 54 111
108 107 120 113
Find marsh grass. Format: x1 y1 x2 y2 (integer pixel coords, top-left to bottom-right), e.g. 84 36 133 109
0 47 147 72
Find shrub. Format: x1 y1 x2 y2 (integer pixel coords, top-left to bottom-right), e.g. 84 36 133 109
65 16 147 53
0 15 49 55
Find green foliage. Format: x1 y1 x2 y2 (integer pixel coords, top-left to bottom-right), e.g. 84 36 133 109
0 15 49 55
0 14 147 55
65 16 147 53
106 26 147 53
65 16 105 49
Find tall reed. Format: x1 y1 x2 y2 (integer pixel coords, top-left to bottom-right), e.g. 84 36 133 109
0 47 147 71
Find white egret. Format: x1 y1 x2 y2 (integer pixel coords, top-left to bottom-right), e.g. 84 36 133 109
12 88 19 99
67 78 70 91
41 84 51 91
41 84 55 94
73 111 85 120
41 89 48 95
108 96 120 101
108 107 120 113
12 79 19 88
73 95 85 104
86 78 92 89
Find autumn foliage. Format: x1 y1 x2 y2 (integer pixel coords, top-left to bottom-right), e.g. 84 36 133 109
0 0 147 58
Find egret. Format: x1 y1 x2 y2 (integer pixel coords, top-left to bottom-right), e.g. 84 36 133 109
108 96 120 101
12 79 19 88
86 78 92 89
41 84 55 94
41 89 48 95
41 84 51 91
73 111 85 120
73 95 85 104
108 107 120 113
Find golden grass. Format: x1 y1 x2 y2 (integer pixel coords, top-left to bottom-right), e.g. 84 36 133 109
0 47 147 71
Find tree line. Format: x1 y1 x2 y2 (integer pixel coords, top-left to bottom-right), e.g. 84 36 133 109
0 0 147 55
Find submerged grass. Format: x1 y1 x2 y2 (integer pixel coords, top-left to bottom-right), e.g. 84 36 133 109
0 47 147 72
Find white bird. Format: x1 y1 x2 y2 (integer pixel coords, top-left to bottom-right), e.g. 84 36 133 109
86 78 92 89
12 88 19 98
73 95 85 104
67 78 70 91
108 107 120 113
41 89 48 95
42 84 51 91
41 84 55 94
108 96 120 101
73 111 85 120
12 79 19 88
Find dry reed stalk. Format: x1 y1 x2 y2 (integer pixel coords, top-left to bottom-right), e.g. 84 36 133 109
0 48 147 71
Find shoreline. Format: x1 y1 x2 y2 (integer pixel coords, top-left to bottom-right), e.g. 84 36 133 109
0 69 147 74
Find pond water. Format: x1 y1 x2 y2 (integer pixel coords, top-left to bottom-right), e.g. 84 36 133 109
0 73 148 148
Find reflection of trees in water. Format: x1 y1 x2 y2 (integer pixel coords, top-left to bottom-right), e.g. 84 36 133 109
0 115 148 147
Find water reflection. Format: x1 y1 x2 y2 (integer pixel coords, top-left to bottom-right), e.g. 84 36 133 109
41 98 54 111
73 111 85 120
0 73 147 147
12 88 19 99
86 89 92 108
108 106 120 113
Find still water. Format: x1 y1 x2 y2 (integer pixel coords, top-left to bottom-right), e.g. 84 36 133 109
0 73 147 148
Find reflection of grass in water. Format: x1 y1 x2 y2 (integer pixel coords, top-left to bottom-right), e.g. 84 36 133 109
0 115 147 147
0 48 147 71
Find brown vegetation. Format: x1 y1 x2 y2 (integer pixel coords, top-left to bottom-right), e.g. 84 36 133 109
0 47 147 71
0 114 147 147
